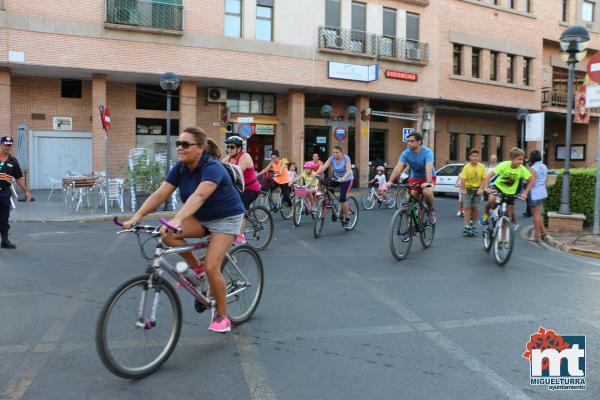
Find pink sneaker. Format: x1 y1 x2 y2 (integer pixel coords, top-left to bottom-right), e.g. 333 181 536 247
208 314 231 333
176 266 205 289
233 234 246 246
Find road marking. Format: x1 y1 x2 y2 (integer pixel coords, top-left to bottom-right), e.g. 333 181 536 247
266 324 414 341
294 235 532 400
424 331 532 400
437 314 535 330
0 345 29 354
234 335 278 400
0 235 126 400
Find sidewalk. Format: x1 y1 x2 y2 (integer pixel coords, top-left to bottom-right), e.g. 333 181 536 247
9 189 178 222
541 227 600 260
9 188 372 223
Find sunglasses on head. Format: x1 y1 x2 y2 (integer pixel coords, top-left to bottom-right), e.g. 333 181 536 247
175 140 200 149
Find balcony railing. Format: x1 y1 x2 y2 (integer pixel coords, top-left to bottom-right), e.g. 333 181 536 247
105 0 183 31
318 26 429 64
542 88 569 107
318 26 378 57
378 36 429 63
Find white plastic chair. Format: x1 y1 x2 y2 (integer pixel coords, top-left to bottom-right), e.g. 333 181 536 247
107 178 125 212
47 175 62 201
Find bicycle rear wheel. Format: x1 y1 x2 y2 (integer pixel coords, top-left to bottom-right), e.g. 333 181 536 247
389 208 413 260
221 245 264 324
314 199 325 238
96 274 181 380
419 205 435 248
293 198 303 227
245 206 274 251
493 216 514 266
361 192 376 210
346 197 359 231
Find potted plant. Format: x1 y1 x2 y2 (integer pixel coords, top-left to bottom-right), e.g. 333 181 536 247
126 153 165 210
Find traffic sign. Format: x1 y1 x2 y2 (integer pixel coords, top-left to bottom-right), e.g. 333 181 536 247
587 52 600 83
586 85 600 108
334 126 347 141
402 128 414 142
238 123 255 139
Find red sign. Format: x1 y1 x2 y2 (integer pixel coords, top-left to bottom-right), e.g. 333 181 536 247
99 105 111 130
385 70 418 82
587 52 600 84
574 93 590 124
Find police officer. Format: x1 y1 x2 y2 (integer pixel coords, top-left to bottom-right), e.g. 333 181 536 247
0 136 31 249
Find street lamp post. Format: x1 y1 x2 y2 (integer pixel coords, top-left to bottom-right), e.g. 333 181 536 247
559 26 590 215
516 108 529 151
160 72 180 211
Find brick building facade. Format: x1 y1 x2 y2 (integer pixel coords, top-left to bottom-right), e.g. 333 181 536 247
0 0 598 188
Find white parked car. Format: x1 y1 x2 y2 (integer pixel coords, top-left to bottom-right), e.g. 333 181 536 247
434 163 465 196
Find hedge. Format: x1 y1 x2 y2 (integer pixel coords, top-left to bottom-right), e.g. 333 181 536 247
545 167 597 225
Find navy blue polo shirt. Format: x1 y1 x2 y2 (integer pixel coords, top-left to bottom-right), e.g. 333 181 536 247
165 153 244 221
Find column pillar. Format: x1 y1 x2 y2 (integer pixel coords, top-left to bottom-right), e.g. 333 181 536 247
179 81 197 130
481 49 491 81
456 133 465 162
0 68 10 138
287 90 305 165
498 53 508 83
92 74 107 172
514 56 524 86
462 46 472 77
355 95 370 187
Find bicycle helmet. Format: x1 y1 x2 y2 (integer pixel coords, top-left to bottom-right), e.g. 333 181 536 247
376 166 385 172
225 135 245 147
303 161 315 170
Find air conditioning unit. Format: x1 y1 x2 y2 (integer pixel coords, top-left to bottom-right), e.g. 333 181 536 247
207 88 227 103
406 47 421 61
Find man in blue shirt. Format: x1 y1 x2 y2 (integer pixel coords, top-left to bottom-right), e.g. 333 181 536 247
387 131 437 223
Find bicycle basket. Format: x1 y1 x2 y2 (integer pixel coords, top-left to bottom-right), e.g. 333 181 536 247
294 186 308 198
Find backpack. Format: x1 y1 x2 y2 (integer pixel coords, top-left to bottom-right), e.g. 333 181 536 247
221 161 245 193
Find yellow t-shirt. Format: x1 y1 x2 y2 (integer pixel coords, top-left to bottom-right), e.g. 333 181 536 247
302 170 319 189
459 162 487 189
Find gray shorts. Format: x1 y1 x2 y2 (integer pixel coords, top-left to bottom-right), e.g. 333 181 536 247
200 214 244 236
462 190 481 208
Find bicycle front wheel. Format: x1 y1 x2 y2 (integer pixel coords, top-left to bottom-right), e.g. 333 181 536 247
314 199 325 238
221 245 264 324
389 208 413 260
346 197 359 231
245 206 274 251
493 217 514 266
96 274 181 380
419 206 435 248
293 198 303 227
361 192 376 210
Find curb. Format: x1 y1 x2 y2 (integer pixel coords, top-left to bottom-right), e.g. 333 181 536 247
10 211 177 223
542 230 600 260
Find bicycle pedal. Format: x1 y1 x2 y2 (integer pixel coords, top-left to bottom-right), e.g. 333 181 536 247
194 299 209 313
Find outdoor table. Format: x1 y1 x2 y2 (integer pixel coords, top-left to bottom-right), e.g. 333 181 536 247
62 175 102 212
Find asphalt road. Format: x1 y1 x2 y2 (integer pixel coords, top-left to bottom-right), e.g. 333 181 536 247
0 196 599 400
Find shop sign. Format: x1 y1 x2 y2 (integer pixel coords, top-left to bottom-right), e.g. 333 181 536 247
385 70 418 82
525 112 544 142
53 117 73 131
328 62 378 82
237 116 254 123
255 124 274 135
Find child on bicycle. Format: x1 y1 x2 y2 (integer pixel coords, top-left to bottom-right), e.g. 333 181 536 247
459 149 486 235
479 147 534 231
296 161 319 204
369 166 391 205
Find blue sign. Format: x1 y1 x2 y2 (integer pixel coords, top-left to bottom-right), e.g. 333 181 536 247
238 123 254 139
334 127 348 141
402 128 414 143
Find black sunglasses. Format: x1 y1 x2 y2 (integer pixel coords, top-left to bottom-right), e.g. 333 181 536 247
226 145 237 149
175 140 200 149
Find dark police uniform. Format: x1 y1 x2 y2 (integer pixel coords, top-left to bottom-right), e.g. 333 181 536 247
0 154 22 234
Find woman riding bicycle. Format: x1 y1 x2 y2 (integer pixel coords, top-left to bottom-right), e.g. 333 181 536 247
257 150 292 208
123 127 245 334
315 145 354 228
